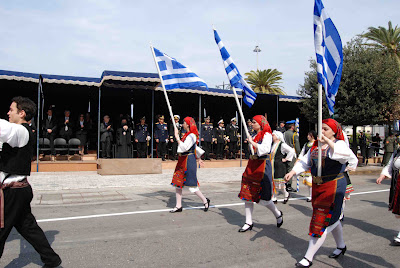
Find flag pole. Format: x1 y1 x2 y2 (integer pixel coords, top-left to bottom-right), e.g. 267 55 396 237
318 83 322 177
231 88 254 155
150 44 177 135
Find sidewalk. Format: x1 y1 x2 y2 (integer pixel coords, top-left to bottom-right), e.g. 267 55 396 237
29 164 382 206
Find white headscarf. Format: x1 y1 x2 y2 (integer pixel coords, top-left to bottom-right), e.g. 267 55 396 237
272 130 285 143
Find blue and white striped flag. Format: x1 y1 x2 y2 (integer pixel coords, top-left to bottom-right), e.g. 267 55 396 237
214 29 257 107
314 0 343 115
152 47 208 90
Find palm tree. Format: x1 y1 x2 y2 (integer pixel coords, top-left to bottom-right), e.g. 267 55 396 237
245 69 285 95
360 21 400 68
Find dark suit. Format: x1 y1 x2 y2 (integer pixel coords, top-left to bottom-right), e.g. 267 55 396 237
214 126 226 159
226 123 239 159
100 122 114 158
59 117 74 141
43 116 57 155
116 127 133 158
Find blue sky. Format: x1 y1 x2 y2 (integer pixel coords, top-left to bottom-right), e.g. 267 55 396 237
0 0 399 96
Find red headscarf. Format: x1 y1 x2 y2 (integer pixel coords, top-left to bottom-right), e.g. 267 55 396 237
311 118 345 150
252 115 272 143
181 117 199 142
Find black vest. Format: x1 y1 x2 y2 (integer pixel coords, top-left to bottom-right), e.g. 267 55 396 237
0 123 34 176
273 143 287 179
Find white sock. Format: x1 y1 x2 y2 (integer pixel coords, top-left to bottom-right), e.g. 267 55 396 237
396 231 400 241
340 199 346 220
309 186 312 199
331 222 346 254
260 200 282 223
241 201 254 229
303 231 328 262
284 188 289 198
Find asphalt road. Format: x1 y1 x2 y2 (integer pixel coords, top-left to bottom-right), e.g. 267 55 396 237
1 174 399 268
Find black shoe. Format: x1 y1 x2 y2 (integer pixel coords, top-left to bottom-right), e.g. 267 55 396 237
328 246 347 258
162 158 166 161
43 259 62 268
276 211 283 228
295 257 312 267
283 193 290 204
273 200 277 204
170 207 183 213
238 223 253 232
392 239 400 246
204 198 210 212
286 186 295 192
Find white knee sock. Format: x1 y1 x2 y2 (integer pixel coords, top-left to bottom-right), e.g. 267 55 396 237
309 186 312 199
242 202 254 229
300 231 328 264
259 200 282 222
284 188 289 198
331 222 346 254
340 199 346 220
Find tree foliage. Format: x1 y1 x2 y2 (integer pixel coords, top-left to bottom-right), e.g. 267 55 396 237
245 69 285 95
298 38 400 126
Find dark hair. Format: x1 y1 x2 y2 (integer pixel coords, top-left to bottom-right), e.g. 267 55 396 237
11 96 37 121
308 130 317 140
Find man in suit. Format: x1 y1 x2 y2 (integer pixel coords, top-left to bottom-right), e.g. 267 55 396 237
42 106 57 158
100 115 114 158
59 110 73 141
135 116 150 158
201 116 214 160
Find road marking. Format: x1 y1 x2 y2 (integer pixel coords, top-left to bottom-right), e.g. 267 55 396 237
36 188 390 223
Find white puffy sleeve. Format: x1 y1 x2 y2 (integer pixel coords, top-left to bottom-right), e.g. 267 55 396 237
281 142 295 161
256 132 272 157
195 145 205 158
328 140 352 164
381 153 394 178
292 150 312 175
177 134 196 153
0 119 29 148
346 150 359 171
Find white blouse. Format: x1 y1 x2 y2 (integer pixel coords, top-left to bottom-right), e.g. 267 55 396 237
381 152 400 179
292 140 352 175
271 141 295 161
253 132 272 157
177 133 204 159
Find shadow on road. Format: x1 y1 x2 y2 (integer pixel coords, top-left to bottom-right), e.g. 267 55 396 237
360 199 389 208
215 207 243 228
5 229 60 268
343 216 396 242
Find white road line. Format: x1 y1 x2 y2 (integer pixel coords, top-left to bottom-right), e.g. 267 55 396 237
36 188 390 223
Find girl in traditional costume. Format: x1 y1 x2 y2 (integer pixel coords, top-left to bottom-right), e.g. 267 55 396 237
238 115 283 232
299 130 317 202
285 119 352 267
377 148 400 246
271 130 295 204
170 117 210 213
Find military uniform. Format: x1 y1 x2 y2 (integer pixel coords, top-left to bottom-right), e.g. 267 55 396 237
358 133 368 164
243 122 255 159
155 119 168 161
135 121 150 158
383 135 397 166
201 119 214 160
214 122 226 159
226 120 239 159
283 121 301 191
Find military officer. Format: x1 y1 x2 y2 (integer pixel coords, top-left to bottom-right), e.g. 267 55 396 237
382 132 398 166
284 119 301 192
226 117 240 159
201 116 214 160
214 119 226 160
242 119 255 159
135 116 150 158
169 115 181 160
154 115 168 161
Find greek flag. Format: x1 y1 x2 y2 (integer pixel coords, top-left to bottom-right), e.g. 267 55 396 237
152 47 208 90
314 0 343 115
214 29 257 107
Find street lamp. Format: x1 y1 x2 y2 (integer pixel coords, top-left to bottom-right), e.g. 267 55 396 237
253 45 261 70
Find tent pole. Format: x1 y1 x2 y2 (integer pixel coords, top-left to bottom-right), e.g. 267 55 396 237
151 89 154 158
97 86 101 159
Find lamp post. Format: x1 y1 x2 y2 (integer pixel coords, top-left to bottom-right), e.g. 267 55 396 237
253 45 261 70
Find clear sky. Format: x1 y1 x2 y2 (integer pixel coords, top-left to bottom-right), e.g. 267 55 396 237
0 0 399 96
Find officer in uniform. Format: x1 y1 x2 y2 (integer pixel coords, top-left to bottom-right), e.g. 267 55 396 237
226 117 239 159
154 115 168 161
284 119 301 192
201 116 214 160
214 119 226 160
135 116 150 158
382 132 397 166
169 115 181 160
